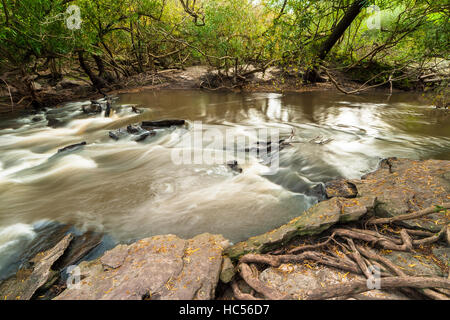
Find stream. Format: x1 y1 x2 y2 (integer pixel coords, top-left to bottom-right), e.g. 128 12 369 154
0 89 449 278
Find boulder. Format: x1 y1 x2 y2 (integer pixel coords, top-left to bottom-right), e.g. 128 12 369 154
225 196 376 261
54 233 230 300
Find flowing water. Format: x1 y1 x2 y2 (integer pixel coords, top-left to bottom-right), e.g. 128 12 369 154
0 90 449 271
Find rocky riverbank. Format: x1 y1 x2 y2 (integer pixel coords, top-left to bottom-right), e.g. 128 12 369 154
0 157 448 300
0 65 401 115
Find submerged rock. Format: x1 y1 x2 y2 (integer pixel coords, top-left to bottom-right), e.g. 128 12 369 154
131 106 143 114
54 233 230 300
32 115 45 122
306 183 327 201
46 117 65 128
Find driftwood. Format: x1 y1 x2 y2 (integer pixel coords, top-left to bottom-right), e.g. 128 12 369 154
57 142 87 153
141 119 185 127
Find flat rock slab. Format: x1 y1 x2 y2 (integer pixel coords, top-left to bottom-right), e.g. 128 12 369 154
0 234 73 300
381 247 449 278
259 263 408 300
325 179 357 198
225 196 376 260
352 158 450 232
54 233 230 300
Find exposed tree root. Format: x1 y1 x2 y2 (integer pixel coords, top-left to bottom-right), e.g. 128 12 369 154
231 281 262 300
368 203 449 225
238 263 287 300
232 205 449 300
304 276 450 300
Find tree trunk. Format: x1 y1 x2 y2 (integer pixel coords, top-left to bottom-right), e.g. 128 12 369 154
318 0 366 60
77 51 107 91
304 0 366 83
92 54 114 83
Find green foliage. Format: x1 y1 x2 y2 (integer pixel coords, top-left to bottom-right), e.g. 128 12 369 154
0 0 448 94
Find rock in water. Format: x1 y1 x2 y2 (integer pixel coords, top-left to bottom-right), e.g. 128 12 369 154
57 142 87 153
104 98 111 118
306 183 327 201
110 126 155 142
54 233 230 300
126 125 141 134
0 234 73 300
227 160 243 174
131 106 143 114
141 119 185 128
132 131 155 142
82 102 102 114
108 130 128 141
46 117 65 128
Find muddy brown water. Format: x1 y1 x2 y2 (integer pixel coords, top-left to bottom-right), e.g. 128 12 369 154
0 90 449 277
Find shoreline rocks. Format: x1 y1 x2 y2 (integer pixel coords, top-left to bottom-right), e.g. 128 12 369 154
0 222 109 300
1 157 448 300
54 233 230 300
225 157 449 260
